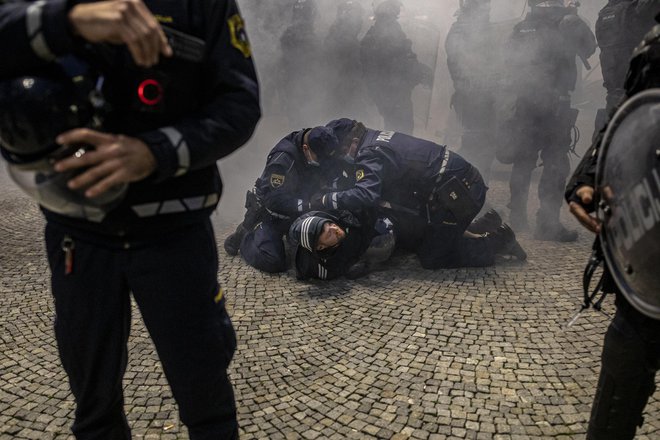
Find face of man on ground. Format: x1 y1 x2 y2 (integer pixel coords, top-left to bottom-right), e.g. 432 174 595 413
316 222 346 252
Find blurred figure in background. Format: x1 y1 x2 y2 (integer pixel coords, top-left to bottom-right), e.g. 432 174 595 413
360 0 433 134
278 0 322 129
445 0 500 183
498 0 596 241
323 0 367 121
593 0 657 136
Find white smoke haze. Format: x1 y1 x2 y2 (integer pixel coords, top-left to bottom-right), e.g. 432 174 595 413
217 0 608 224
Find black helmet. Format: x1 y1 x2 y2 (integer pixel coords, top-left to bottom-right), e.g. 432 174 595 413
338 0 365 18
0 57 102 164
374 0 402 20
0 58 125 221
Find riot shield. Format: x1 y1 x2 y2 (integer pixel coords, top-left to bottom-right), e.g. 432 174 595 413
597 88 660 319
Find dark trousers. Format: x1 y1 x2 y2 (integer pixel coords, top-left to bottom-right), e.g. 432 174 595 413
45 220 238 440
417 153 491 269
240 220 289 273
587 303 660 439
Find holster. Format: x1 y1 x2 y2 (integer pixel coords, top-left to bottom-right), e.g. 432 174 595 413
429 176 480 227
243 190 265 228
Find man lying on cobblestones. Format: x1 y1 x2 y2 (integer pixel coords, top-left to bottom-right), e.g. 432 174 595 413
223 125 344 273
313 118 527 269
0 0 259 438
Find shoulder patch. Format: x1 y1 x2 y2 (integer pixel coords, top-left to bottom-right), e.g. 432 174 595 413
356 169 365 181
270 173 285 188
228 14 251 58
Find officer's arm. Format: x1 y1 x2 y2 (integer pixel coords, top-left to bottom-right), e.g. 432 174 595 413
633 0 660 16
259 155 309 219
136 0 260 182
319 148 386 212
560 15 597 60
0 0 76 77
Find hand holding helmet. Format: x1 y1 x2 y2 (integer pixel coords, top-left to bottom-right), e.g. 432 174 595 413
54 129 156 199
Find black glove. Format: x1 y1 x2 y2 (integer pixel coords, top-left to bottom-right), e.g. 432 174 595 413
309 193 326 210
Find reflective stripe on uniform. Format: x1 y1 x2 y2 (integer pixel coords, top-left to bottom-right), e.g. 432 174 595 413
131 193 219 217
26 1 55 61
159 127 191 177
435 149 451 184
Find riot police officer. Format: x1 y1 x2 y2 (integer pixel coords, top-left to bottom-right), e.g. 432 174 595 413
445 0 500 183
278 0 322 129
316 118 527 269
593 0 657 135
360 0 432 135
0 1 260 438
499 0 595 240
223 126 340 273
566 19 660 440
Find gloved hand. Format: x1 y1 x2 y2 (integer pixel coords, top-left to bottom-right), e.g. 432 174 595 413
309 193 326 210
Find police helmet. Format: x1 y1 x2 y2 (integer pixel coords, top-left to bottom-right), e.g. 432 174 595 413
0 60 126 221
625 28 660 97
596 88 660 319
374 0 402 20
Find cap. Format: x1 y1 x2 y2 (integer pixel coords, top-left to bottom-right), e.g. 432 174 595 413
325 118 356 146
296 215 331 253
307 126 340 158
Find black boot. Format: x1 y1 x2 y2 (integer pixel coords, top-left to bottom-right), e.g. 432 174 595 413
533 218 578 242
224 223 247 256
468 209 503 234
489 224 527 260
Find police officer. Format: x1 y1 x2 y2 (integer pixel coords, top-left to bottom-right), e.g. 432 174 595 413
316 118 527 269
278 0 322 129
323 0 367 121
593 0 657 135
500 0 595 240
566 20 660 440
0 1 260 438
360 0 432 135
289 210 395 280
445 0 500 183
223 126 340 273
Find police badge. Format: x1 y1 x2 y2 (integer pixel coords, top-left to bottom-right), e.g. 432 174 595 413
270 173 285 188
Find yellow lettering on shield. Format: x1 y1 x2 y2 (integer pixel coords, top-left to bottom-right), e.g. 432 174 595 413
270 173 285 188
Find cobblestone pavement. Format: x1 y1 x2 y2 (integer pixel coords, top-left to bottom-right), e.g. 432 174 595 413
1 164 659 440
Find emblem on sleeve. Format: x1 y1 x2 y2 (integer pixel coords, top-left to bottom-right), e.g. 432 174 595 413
270 174 285 188
356 169 365 181
228 14 252 58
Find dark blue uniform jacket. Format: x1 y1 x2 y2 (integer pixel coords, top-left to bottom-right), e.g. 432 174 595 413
319 129 448 214
0 0 260 239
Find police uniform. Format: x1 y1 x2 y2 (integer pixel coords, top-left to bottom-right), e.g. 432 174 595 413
565 22 660 440
593 0 657 134
317 125 503 269
445 0 499 183
0 1 260 438
235 128 338 273
501 2 596 239
359 0 431 134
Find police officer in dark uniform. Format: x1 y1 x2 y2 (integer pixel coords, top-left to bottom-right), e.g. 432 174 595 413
500 0 595 240
360 0 432 135
316 118 526 269
566 19 660 440
223 126 340 273
278 0 322 129
593 0 657 135
0 0 260 438
323 0 367 120
445 0 499 183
